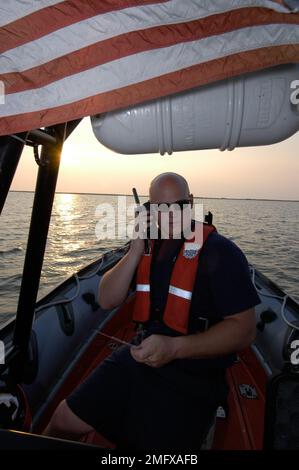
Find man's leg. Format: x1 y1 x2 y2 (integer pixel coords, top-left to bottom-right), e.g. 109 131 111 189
43 399 93 440
42 346 133 444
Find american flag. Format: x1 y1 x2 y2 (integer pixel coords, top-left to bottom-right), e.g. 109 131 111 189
0 0 299 136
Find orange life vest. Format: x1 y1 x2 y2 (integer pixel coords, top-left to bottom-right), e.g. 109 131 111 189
132 222 217 334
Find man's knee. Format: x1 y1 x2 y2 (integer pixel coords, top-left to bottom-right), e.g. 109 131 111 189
44 399 93 438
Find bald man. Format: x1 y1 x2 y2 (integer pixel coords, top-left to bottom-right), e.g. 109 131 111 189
44 173 261 450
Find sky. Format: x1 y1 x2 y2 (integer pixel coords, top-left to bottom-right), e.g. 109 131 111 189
11 117 299 200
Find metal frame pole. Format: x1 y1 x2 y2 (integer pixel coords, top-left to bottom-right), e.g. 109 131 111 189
0 133 28 214
11 123 67 381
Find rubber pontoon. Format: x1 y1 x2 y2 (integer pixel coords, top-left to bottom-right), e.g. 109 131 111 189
0 241 299 450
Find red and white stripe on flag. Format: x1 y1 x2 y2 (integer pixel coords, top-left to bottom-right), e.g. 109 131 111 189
0 0 299 136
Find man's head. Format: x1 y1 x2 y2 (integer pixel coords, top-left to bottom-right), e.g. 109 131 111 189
149 172 193 238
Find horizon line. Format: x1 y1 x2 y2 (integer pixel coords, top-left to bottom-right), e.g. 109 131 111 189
9 189 299 203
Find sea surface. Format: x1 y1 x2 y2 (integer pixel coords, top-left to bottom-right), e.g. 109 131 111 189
0 191 298 326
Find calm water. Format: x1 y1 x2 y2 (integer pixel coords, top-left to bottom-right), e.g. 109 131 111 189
0 191 298 325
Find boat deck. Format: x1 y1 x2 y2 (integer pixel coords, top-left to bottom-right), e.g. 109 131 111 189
33 296 267 450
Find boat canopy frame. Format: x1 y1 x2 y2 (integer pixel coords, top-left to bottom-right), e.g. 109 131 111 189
0 120 81 384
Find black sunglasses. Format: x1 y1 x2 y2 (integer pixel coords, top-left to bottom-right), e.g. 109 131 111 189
144 199 191 212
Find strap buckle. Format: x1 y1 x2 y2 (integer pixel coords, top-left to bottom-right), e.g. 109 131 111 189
197 317 209 332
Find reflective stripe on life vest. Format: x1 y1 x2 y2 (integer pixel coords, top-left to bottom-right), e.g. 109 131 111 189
136 284 150 292
132 222 216 334
168 285 192 300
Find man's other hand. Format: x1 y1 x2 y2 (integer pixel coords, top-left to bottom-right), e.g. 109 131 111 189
130 334 178 368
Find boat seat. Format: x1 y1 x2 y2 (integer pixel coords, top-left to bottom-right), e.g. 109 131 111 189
264 370 299 449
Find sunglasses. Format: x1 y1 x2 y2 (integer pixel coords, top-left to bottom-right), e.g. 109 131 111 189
145 199 191 212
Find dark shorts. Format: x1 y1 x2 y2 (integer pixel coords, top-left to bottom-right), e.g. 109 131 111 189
66 344 228 451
